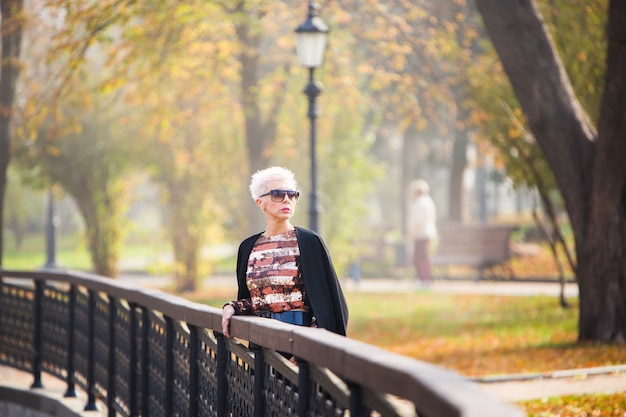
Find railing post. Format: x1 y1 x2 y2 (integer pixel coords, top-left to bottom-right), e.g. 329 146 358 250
349 381 366 417
215 332 227 416
141 306 150 417
252 344 265 417
84 290 99 411
107 296 117 417
297 359 311 417
129 303 138 417
31 280 44 388
165 317 175 417
64 285 77 397
188 325 199 417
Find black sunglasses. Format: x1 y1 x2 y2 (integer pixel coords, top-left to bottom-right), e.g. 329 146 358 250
259 189 300 202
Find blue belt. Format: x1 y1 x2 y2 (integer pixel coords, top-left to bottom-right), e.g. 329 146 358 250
257 310 311 326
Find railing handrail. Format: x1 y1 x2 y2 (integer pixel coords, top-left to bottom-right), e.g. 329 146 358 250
0 268 525 417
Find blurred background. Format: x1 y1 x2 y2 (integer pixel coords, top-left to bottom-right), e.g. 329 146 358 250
4 0 601 290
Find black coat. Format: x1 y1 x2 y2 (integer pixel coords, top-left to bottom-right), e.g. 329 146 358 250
236 227 349 335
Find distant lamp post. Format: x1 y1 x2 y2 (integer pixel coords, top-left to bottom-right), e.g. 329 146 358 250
44 188 58 269
295 1 328 233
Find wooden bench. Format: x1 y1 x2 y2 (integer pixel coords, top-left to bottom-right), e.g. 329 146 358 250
432 223 518 280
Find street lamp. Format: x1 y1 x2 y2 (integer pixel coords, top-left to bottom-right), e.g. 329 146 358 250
43 188 58 269
295 1 328 233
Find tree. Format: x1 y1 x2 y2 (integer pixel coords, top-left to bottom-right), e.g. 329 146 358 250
466 0 606 306
0 0 24 265
15 100 138 277
335 0 490 236
218 1 299 234
475 0 626 342
112 0 246 290
11 0 141 277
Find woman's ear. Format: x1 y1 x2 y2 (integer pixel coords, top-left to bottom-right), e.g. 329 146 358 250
255 198 264 210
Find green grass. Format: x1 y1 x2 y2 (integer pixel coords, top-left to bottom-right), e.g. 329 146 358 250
346 292 574 342
3 233 90 270
3 231 236 276
3 232 167 271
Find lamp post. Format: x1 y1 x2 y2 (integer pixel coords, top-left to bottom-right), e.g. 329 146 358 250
295 2 328 233
43 188 58 269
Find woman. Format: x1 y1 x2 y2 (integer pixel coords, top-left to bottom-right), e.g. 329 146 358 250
408 179 437 285
221 167 348 338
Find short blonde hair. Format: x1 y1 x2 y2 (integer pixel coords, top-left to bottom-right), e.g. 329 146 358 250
249 167 298 200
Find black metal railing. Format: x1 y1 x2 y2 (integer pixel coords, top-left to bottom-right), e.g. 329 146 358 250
0 268 525 417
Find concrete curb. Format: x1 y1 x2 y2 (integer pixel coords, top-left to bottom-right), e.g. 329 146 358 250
472 364 626 383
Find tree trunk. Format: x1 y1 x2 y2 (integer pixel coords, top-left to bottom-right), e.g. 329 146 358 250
233 4 291 236
0 0 24 265
448 100 470 222
167 180 203 292
172 225 199 293
578 0 626 342
76 197 120 278
238 19 267 234
476 0 626 342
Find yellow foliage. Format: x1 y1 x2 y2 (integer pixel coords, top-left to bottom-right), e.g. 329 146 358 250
45 145 60 157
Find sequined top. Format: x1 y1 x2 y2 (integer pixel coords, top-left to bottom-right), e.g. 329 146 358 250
231 230 307 314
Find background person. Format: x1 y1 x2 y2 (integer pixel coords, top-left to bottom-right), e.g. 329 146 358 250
221 166 348 340
408 179 437 286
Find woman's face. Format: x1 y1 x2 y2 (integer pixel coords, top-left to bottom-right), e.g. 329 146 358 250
256 179 298 222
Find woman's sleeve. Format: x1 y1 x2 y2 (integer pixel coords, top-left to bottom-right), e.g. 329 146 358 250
227 299 253 315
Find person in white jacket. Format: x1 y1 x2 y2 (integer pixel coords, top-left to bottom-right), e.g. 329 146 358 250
408 179 437 285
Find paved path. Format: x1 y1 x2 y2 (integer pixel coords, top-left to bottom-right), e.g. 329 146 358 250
123 273 581 298
0 365 105 416
341 277 579 297
477 368 626 402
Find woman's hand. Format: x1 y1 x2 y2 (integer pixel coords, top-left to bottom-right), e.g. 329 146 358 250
222 305 235 338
